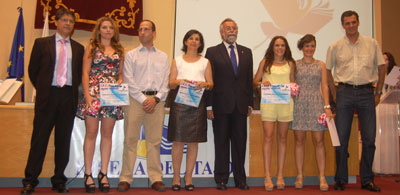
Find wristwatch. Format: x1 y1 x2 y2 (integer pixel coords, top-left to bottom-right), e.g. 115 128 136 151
323 105 331 109
375 91 383 95
154 96 160 104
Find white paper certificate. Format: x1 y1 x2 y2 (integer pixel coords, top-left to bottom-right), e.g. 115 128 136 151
261 84 291 104
384 66 400 86
327 118 340 147
175 81 205 107
99 83 129 106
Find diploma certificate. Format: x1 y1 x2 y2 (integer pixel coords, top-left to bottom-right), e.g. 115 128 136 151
175 81 205 107
99 83 129 106
327 118 340 146
384 66 400 86
261 84 291 104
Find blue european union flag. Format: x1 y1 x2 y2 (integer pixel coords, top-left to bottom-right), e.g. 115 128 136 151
6 7 25 101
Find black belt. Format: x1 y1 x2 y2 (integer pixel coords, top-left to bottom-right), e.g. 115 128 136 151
338 82 373 89
142 90 158 95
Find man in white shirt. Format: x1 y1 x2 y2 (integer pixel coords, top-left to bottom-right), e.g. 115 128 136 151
118 20 170 192
326 10 385 193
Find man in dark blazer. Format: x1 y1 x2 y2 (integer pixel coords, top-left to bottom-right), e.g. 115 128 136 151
21 8 84 195
205 18 253 191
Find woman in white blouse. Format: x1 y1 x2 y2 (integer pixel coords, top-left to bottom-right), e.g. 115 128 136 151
167 29 213 191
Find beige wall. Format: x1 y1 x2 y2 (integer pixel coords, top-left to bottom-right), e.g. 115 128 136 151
381 0 400 63
374 0 382 47
0 0 176 102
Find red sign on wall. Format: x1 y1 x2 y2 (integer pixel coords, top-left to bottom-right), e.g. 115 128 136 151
35 0 143 36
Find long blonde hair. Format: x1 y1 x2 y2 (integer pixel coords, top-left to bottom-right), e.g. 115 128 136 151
89 17 124 59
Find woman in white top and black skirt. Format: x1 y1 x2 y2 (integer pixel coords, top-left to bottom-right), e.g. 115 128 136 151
168 29 213 191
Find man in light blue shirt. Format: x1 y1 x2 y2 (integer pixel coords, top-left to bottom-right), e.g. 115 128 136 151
22 8 84 195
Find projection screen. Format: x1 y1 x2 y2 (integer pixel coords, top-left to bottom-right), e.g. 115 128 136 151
174 0 373 73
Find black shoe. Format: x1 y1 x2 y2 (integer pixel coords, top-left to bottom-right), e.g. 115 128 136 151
21 184 35 195
52 183 69 193
361 182 381 192
235 182 249 190
171 184 181 191
84 173 95 193
185 184 195 191
183 175 194 191
334 181 345 191
216 182 227 190
98 172 110 192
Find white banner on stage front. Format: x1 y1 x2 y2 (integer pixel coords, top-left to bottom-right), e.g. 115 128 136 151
65 114 250 178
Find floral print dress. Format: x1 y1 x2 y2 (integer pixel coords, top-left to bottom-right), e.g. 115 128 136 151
76 47 123 120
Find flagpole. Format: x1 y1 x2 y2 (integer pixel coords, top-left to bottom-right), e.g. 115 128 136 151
32 5 50 102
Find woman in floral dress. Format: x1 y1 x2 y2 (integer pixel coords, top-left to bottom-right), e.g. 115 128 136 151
76 17 124 193
291 34 332 191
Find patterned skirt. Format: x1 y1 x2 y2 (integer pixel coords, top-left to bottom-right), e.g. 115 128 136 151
167 88 207 142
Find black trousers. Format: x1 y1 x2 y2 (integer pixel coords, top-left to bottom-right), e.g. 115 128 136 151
212 106 247 185
334 85 376 185
22 86 75 186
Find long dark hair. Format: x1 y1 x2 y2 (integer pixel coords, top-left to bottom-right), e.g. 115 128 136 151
383 52 396 74
263 36 295 73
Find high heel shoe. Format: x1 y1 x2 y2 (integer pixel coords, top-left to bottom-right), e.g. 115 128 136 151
171 176 181 191
276 176 285 190
319 176 329 192
172 184 181 191
294 174 303 189
98 171 110 192
84 173 95 193
264 176 274 192
184 175 195 191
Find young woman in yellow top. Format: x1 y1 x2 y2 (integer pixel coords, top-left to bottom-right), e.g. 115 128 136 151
253 36 295 191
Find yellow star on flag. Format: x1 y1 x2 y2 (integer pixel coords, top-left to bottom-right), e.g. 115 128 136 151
19 45 24 52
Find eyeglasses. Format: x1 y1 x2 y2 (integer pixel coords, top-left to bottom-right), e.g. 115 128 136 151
60 18 75 24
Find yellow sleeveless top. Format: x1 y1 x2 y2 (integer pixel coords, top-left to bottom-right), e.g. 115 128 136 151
260 62 293 122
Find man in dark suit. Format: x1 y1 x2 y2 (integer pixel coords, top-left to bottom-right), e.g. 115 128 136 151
21 8 84 195
205 18 253 191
